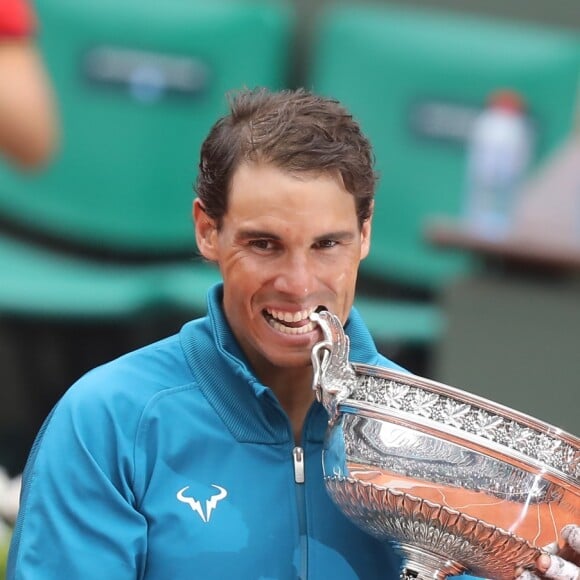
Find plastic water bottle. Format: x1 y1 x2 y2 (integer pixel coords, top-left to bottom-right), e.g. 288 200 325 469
463 90 533 239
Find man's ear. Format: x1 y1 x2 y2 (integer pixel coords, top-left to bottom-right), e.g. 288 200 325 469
193 198 218 262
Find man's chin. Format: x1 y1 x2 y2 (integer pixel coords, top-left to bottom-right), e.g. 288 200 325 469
260 347 315 371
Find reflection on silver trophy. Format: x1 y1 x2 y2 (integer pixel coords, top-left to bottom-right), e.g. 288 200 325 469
310 310 580 580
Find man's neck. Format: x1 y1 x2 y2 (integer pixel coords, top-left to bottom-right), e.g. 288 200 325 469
264 367 316 445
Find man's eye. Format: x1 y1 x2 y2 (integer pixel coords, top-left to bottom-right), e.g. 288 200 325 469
249 239 273 250
316 240 338 249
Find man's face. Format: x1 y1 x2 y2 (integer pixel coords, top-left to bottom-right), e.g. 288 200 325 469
194 162 371 376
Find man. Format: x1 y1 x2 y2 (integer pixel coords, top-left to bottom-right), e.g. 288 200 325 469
7 88 578 579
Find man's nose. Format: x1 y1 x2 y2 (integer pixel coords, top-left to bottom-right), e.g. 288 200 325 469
272 252 318 296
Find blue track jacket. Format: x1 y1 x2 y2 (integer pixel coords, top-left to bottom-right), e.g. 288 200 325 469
8 284 477 579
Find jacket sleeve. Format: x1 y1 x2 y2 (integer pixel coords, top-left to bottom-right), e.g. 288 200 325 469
7 376 148 579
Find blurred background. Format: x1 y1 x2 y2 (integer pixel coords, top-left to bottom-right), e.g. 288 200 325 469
1 0 579 572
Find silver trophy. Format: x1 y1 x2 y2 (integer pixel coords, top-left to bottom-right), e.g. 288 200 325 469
310 311 580 580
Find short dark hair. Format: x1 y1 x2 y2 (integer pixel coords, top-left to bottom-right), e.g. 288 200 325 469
194 87 377 228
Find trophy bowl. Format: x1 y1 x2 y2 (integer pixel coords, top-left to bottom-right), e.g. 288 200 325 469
310 311 580 580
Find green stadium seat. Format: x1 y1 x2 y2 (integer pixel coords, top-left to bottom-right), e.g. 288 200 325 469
0 0 294 319
310 4 580 352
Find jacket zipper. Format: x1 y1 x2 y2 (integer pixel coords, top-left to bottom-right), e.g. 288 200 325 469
293 446 305 483
293 446 307 579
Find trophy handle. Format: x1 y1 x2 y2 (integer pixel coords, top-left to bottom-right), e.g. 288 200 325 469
310 311 357 420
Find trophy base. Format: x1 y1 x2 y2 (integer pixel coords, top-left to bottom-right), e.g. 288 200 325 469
397 543 465 580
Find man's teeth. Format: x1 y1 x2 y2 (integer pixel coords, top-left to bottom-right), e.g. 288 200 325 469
265 308 317 335
268 308 312 323
269 319 316 335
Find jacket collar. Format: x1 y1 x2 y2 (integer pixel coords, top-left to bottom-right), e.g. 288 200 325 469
180 283 383 444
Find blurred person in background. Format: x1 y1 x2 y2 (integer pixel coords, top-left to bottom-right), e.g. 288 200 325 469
0 0 58 169
7 87 579 579
0 0 59 568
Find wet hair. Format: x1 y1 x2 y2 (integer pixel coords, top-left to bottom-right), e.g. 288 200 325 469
194 87 377 228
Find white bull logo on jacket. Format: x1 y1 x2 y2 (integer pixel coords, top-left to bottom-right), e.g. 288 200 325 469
176 484 228 523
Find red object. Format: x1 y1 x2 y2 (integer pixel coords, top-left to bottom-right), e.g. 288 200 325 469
0 0 36 37
488 89 526 113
